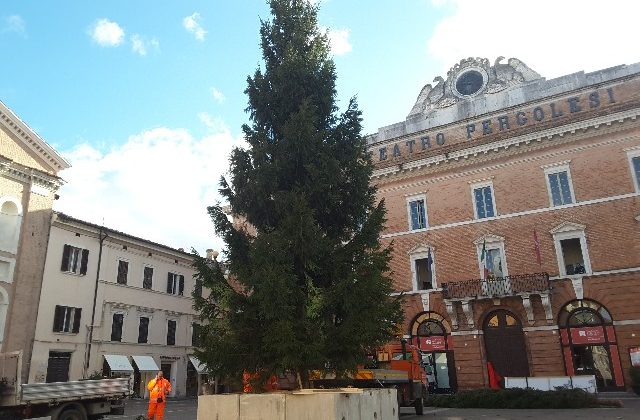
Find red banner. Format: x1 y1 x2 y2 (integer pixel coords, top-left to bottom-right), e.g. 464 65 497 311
570 326 605 344
415 336 447 351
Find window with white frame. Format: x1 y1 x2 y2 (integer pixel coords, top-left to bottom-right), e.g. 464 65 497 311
116 260 129 285
551 223 592 277
110 312 125 342
544 164 575 206
167 272 184 295
167 319 177 345
61 244 89 275
407 195 428 230
409 246 436 291
53 305 82 333
471 181 496 219
476 237 508 279
138 316 150 343
143 266 154 289
627 149 640 193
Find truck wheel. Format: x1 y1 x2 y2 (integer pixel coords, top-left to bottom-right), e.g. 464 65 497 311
59 408 87 420
414 397 424 415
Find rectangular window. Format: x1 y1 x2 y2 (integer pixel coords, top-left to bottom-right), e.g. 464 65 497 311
408 198 427 230
143 266 153 289
194 279 203 298
545 167 575 206
138 316 149 344
167 320 177 345
192 323 202 347
484 248 505 278
117 260 129 285
632 156 640 191
53 305 82 333
415 258 433 290
473 185 495 219
560 238 586 275
167 272 185 296
61 244 89 275
111 313 124 342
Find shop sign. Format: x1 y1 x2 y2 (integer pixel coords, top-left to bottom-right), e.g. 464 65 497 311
570 326 605 344
630 347 640 368
416 336 447 351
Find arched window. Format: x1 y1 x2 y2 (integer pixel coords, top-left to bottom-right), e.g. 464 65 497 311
417 319 445 336
558 299 612 327
0 197 23 254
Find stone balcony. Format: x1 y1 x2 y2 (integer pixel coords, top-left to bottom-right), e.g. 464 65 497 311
441 273 553 329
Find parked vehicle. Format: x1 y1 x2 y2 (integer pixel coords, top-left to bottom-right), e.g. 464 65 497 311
0 351 131 420
310 339 428 415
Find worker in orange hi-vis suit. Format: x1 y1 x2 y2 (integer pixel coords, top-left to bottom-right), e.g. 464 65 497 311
147 371 172 420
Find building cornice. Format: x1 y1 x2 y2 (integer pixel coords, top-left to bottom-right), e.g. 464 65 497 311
0 154 65 192
0 100 70 172
372 107 640 180
376 123 640 193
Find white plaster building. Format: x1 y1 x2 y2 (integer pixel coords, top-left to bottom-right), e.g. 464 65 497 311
1 100 68 382
29 213 208 397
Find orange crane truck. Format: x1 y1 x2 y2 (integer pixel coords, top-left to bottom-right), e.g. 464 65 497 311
310 339 428 415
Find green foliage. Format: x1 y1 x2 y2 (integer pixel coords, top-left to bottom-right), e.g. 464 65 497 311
425 388 601 409
192 0 403 388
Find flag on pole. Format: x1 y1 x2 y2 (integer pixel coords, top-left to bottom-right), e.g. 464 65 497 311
480 239 489 279
533 229 542 266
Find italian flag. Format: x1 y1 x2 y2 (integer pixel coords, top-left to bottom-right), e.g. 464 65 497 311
480 239 489 279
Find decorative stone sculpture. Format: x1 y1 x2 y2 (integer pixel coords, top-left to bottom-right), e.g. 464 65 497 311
407 56 542 119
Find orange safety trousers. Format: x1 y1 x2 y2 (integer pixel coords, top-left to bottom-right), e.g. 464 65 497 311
147 401 167 420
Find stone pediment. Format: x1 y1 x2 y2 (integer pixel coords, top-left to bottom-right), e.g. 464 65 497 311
407 56 542 119
549 221 586 234
407 243 435 255
473 234 505 245
0 100 70 174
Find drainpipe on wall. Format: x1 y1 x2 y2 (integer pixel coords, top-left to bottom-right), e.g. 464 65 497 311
83 225 108 378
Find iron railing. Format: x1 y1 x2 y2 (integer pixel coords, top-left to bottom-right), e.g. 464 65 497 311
441 272 550 300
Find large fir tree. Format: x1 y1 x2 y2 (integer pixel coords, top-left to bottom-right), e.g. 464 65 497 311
193 0 403 389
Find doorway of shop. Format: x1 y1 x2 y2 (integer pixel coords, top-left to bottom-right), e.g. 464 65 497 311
186 360 198 397
483 310 530 378
558 299 624 390
411 311 457 394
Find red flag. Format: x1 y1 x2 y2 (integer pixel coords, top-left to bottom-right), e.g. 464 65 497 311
533 229 542 266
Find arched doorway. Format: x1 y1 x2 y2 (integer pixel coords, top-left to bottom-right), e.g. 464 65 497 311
483 310 529 378
558 299 624 390
411 312 456 393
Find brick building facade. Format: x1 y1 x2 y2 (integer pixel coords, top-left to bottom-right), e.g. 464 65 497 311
367 58 640 392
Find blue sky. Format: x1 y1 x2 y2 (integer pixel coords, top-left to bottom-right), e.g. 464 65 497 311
1 0 638 253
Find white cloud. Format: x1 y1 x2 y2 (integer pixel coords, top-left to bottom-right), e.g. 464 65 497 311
427 0 640 79
131 34 160 56
327 28 352 56
183 13 206 41
56 125 246 255
198 112 229 133
210 87 226 104
131 34 147 56
3 15 26 35
90 18 125 47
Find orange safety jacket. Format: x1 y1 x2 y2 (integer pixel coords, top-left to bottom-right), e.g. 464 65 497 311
147 377 172 403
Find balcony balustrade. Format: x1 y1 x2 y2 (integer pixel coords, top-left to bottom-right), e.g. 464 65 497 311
442 272 550 300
